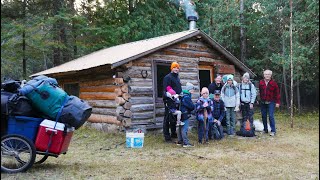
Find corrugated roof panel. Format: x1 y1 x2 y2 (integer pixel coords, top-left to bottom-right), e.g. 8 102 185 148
32 29 198 76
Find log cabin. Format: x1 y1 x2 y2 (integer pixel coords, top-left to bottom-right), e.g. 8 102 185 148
32 29 256 132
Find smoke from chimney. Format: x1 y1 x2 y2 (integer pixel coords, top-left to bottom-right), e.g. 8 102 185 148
171 0 199 30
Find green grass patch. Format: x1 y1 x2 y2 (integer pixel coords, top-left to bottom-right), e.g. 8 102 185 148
2 112 319 179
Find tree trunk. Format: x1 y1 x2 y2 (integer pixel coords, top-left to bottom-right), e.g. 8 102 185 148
296 79 301 114
290 0 294 128
52 0 63 66
240 0 246 62
282 37 289 112
22 0 27 79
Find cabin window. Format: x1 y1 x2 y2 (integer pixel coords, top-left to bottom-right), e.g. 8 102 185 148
155 63 171 98
64 83 79 97
199 65 214 91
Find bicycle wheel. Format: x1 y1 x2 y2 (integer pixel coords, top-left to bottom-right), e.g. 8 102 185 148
1 134 36 173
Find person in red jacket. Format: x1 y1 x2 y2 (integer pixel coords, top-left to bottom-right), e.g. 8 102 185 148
258 69 280 136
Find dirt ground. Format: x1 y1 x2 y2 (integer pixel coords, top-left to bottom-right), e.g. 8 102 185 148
2 112 319 180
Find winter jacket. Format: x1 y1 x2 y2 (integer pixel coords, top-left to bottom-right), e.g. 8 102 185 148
258 79 280 104
163 72 182 95
196 97 214 122
208 82 223 94
238 82 257 104
212 99 225 122
180 90 195 120
221 83 240 108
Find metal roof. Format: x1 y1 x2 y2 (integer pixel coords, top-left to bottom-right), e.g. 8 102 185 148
32 29 255 77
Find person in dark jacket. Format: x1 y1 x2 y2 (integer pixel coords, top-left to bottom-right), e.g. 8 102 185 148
163 62 182 142
210 90 225 140
208 74 223 95
258 69 280 136
177 82 197 147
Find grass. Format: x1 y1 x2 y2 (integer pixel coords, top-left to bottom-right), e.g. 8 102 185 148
2 112 319 180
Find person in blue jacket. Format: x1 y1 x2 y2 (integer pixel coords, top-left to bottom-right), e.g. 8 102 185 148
177 82 197 147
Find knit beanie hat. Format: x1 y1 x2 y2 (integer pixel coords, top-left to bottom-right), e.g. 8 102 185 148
242 72 250 80
166 86 176 95
185 82 196 91
227 74 234 81
170 62 180 70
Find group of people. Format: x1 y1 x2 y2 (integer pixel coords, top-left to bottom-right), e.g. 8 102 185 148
163 62 280 147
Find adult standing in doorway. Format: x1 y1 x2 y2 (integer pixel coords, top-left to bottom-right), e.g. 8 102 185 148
163 62 182 142
208 74 223 95
258 69 280 136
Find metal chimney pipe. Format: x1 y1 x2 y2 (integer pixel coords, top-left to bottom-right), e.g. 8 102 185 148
188 16 198 30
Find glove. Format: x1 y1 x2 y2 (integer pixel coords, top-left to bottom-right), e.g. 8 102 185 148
216 120 221 126
234 106 240 112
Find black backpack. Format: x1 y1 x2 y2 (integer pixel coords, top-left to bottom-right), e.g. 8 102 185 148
212 123 223 140
236 120 255 137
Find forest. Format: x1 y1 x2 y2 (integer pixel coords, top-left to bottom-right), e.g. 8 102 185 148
1 0 319 111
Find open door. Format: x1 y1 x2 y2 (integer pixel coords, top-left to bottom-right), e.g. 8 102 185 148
199 65 214 90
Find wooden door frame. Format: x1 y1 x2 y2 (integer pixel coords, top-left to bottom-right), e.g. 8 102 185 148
198 65 214 83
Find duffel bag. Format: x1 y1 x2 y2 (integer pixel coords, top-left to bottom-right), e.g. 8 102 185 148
19 75 68 119
1 91 14 115
8 94 39 117
58 95 92 129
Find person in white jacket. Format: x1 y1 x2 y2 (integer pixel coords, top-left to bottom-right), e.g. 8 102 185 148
221 74 240 135
238 72 257 130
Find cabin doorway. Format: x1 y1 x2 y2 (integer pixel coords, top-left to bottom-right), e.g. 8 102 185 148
155 63 171 99
199 65 214 91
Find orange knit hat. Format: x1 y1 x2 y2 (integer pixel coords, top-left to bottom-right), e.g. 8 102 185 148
170 62 180 70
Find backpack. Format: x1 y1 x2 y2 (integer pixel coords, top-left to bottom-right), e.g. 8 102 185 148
212 123 223 140
239 83 253 102
236 119 255 137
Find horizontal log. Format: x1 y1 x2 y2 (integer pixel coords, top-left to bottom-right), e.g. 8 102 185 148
92 107 116 116
131 104 154 112
114 88 123 96
123 110 132 118
121 84 129 93
86 100 117 108
130 86 153 94
179 72 198 80
130 119 153 125
80 92 117 100
80 85 118 93
123 101 132 110
115 97 126 105
122 93 131 101
155 107 165 115
80 78 115 87
129 97 154 105
116 106 125 116
87 114 121 126
132 111 154 120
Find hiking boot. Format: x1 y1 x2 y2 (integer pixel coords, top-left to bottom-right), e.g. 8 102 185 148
270 132 276 136
176 141 183 146
183 143 194 148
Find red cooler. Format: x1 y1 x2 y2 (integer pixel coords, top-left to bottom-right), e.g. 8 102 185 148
35 119 75 154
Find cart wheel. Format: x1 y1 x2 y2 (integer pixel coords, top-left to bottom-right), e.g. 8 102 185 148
1 134 36 173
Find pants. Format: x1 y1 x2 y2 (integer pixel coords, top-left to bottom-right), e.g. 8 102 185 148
172 110 182 122
241 103 254 129
163 108 177 141
260 102 276 133
225 107 236 134
177 119 190 145
198 119 209 143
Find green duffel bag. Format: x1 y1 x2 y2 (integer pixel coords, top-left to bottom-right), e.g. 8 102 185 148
25 81 68 120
